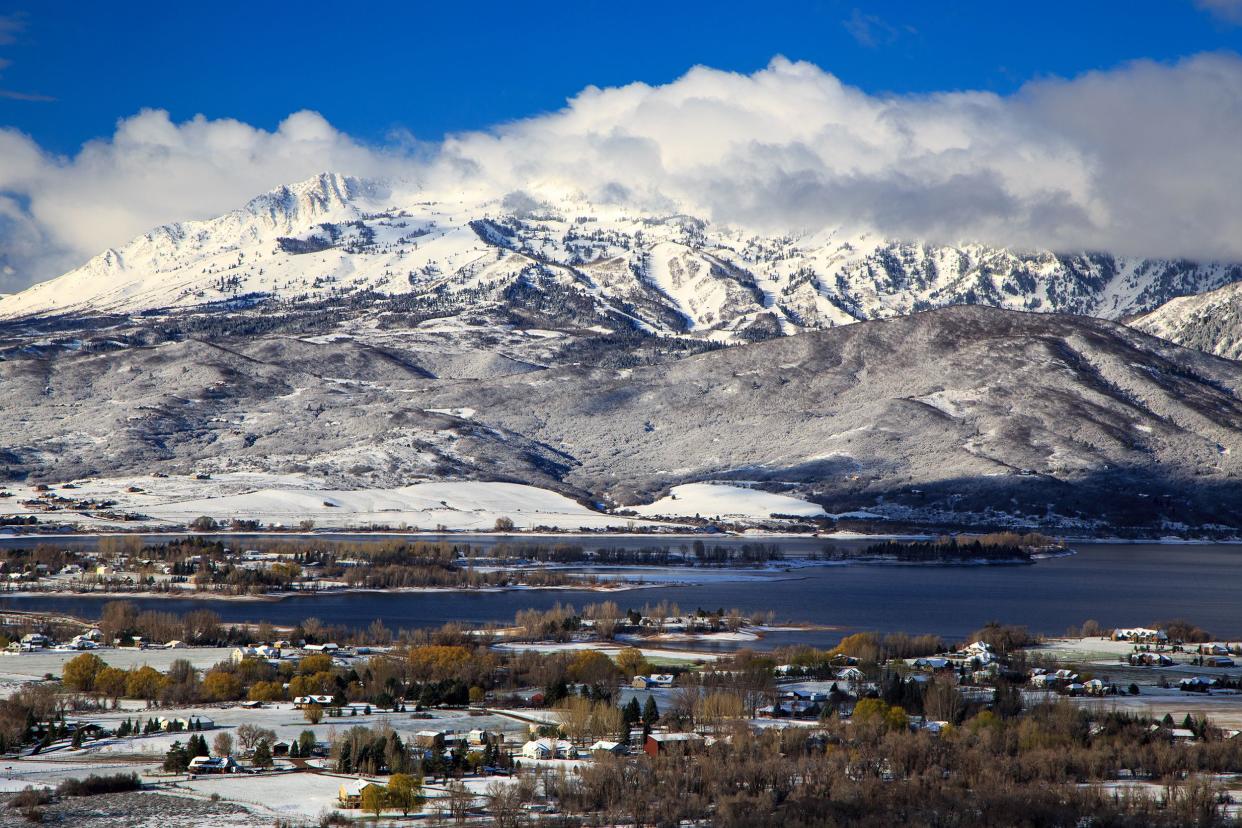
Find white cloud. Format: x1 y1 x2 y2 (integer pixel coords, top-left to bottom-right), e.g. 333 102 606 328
0 109 420 291
5 53 1242 293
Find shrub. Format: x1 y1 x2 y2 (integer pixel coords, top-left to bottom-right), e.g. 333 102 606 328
7 788 51 810
57 772 141 796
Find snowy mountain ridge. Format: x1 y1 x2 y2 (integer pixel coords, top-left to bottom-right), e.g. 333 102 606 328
1131 281 1242 360
3 172 1241 340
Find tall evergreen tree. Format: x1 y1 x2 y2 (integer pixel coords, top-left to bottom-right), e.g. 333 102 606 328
642 696 660 727
253 739 273 769
163 741 190 773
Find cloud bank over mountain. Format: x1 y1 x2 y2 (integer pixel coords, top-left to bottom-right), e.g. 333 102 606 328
4 53 1242 293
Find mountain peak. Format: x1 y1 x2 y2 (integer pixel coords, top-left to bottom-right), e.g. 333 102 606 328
2 172 1241 338
243 172 376 224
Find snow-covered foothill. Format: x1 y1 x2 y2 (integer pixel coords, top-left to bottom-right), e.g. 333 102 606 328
630 483 827 520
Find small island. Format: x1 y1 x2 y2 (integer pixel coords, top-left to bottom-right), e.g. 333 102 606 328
825 533 1068 565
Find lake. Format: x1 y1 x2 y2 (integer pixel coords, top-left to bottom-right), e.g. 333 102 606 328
0 541 1240 646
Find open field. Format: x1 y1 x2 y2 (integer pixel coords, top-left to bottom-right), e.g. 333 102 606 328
0 473 687 532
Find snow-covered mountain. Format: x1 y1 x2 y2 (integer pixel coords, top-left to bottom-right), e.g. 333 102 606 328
1130 281 1242 360
3 172 1240 339
3 304 1241 531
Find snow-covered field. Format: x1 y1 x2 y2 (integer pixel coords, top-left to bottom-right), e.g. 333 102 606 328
0 473 680 531
492 640 724 663
630 483 827 520
144 480 653 530
0 647 240 687
173 771 353 819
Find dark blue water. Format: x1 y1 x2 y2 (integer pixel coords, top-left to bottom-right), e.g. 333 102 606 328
1 542 1240 645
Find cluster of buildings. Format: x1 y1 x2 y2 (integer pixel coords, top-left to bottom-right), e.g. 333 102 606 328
6 629 105 653
517 730 707 761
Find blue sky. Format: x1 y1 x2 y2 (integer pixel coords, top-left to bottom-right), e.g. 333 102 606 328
3 1 1242 154
4 1 1242 293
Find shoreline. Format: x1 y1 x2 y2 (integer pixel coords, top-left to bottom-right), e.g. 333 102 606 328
2 527 1240 545
0 578 689 603
0 551 1079 602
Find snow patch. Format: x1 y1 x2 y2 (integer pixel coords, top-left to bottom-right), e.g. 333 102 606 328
631 483 826 519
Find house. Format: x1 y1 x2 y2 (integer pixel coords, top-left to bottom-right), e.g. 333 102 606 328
836 667 865 683
1030 668 1078 688
293 695 334 708
1029 673 1056 689
20 634 49 649
467 729 504 747
414 730 448 749
1198 643 1233 656
158 716 214 731
1129 652 1175 667
631 673 674 689
303 643 339 653
910 657 952 671
68 635 97 650
521 738 573 760
1083 679 1109 696
338 778 385 808
590 740 627 757
1112 627 1167 643
232 644 281 663
1206 656 1236 668
188 755 241 774
758 699 820 719
644 732 705 757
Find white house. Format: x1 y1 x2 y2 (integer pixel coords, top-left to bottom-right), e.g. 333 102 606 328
231 646 258 663
836 667 865 683
303 643 339 653
521 738 573 760
232 644 281 662
1083 679 1108 696
188 755 241 774
590 740 627 756
339 778 386 808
